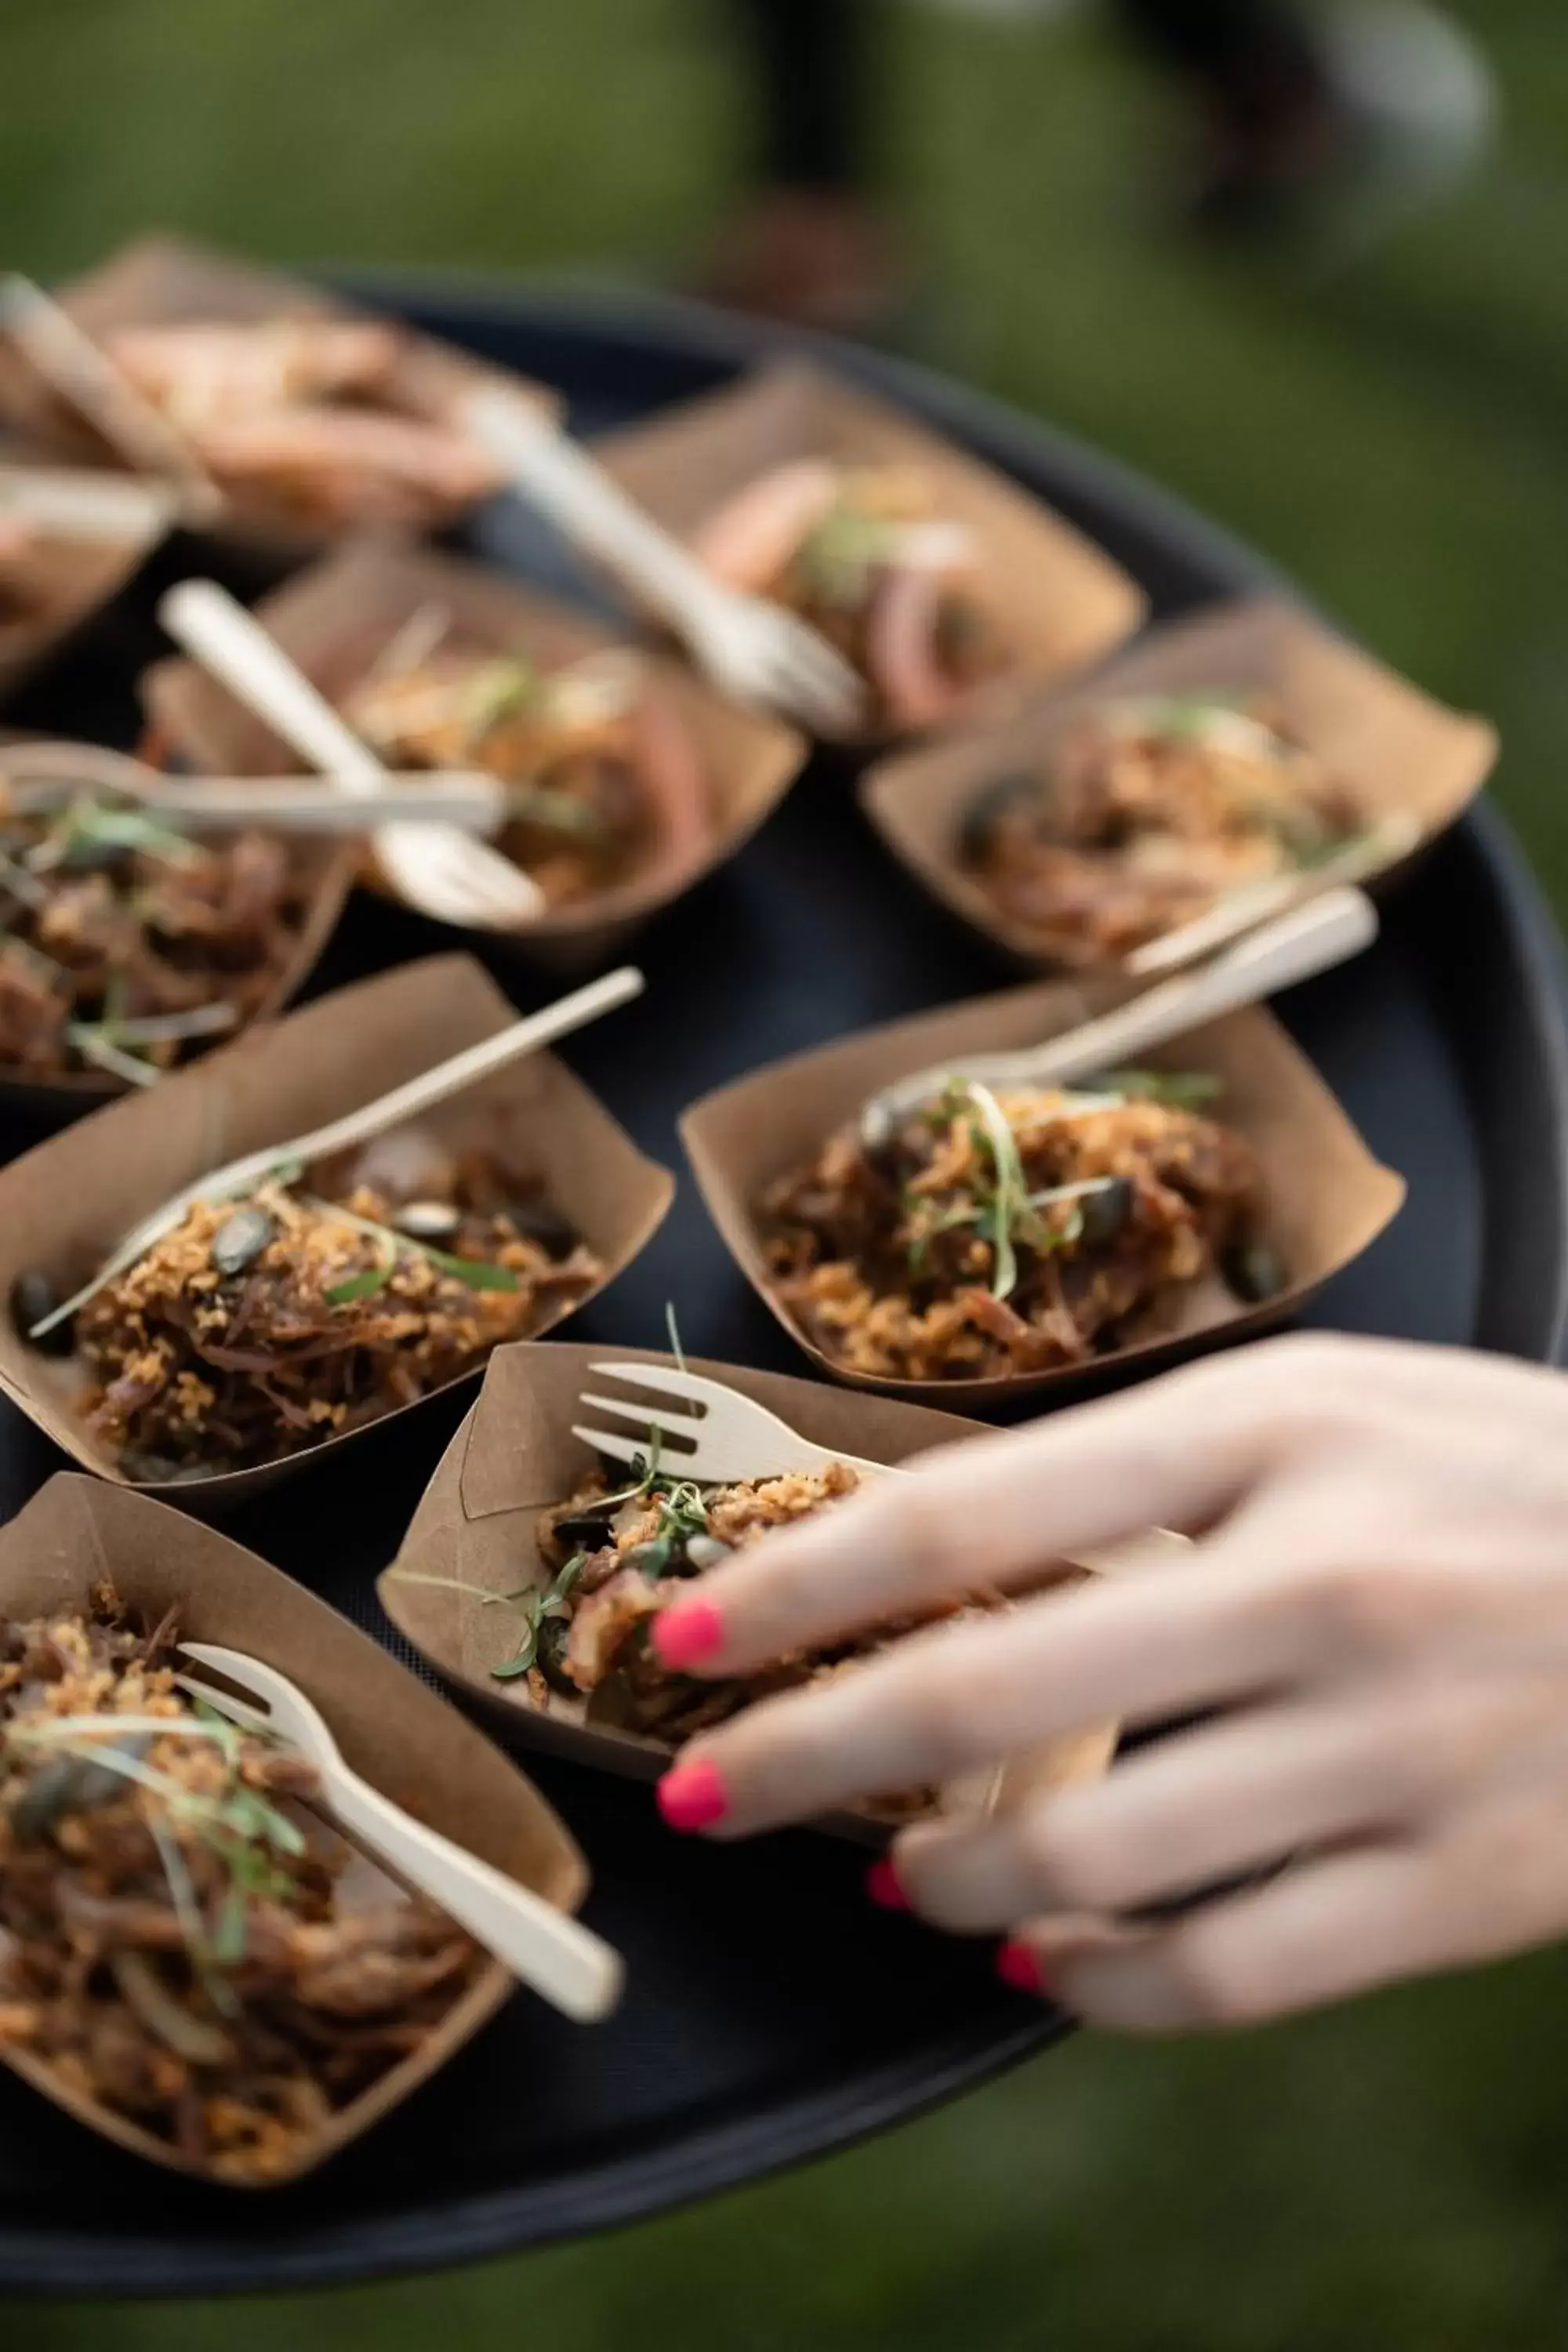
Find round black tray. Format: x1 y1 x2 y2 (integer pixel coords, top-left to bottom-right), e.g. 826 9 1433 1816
2 281 1565 2299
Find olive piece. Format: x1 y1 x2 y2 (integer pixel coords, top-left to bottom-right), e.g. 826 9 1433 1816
394 1199 461 1241
553 1512 617 1553
1079 1176 1134 1247
956 771 1042 866
210 1204 276 1277
10 1269 74 1356
1225 1240 1288 1305
685 1534 733 1573
509 1197 579 1260
535 1614 578 1696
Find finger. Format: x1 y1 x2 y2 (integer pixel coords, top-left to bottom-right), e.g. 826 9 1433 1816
665 1551 1327 1838
1015 1840 1446 2030
888 1693 1454 1934
655 1339 1338 1681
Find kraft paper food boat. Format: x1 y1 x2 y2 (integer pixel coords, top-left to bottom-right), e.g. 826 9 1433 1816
860 595 1499 972
0 233 560 550
143 536 808 972
0 466 173 699
593 360 1149 741
379 1341 1127 1844
0 732 355 1113
0 954 673 1504
679 975 1406 1410
0 1472 589 2185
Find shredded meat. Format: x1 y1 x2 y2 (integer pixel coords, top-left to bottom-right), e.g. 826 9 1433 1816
758 1076 1266 1381
344 641 710 911
521 1461 979 1817
73 1134 603 1478
0 1592 483 2184
960 698 1362 964
0 764 320 1081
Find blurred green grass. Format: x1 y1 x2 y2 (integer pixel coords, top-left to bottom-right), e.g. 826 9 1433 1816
9 1 1568 2343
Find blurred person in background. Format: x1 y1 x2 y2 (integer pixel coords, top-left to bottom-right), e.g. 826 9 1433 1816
652 1334 1568 2033
706 0 1494 332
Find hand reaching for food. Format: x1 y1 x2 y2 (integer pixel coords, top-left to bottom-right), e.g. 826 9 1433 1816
650 1334 1568 2032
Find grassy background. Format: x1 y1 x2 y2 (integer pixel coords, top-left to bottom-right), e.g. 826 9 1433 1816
8 0 1568 2341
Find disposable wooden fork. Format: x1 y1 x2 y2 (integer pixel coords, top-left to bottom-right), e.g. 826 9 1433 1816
572 1362 1187 1577
0 739 519 837
859 882 1377 1143
0 274 222 521
464 390 865 738
176 1643 623 2023
26 964 644 1341
158 579 548 929
575 1360 889 1483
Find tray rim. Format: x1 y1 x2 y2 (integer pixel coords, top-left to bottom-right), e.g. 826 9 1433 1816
2 269 1564 2298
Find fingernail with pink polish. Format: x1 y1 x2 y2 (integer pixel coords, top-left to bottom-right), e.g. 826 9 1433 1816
656 1756 729 1832
866 1857 909 1911
652 1598 724 1671
996 1939 1057 2000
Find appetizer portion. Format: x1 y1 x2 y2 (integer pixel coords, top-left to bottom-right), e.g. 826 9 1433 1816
759 1073 1276 1381
344 637 711 911
959 696 1363 965
692 459 1007 733
0 766 321 1083
485 1451 983 1817
0 1589 483 2183
100 318 505 530
52 1132 602 1479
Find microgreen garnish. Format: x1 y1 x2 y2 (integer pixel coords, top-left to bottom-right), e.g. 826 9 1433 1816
307 1198 521 1305
665 1301 688 1372
2 1710 304 1976
27 796 200 873
466 656 539 737
491 1552 590 1680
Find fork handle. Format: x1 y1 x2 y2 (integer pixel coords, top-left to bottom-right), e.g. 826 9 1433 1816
318 1758 623 2022
159 579 390 796
464 390 728 639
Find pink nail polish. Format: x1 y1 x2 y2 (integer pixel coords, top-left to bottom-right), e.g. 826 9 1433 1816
866 1857 909 1911
652 1598 724 1671
996 1939 1056 1999
656 1756 728 1832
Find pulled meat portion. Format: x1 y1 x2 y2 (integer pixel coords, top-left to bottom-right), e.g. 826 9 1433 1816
0 764 319 1082
759 1074 1269 1381
519 1461 976 1818
103 317 505 530
73 1132 603 1479
960 697 1362 965
345 639 710 912
0 1592 481 2183
692 459 1007 733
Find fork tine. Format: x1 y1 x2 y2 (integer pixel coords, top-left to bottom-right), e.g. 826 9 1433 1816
575 1393 700 1451
172 1672 271 1736
586 1362 713 1411
571 1422 654 1470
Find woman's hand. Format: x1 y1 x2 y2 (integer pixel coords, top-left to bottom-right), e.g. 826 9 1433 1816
650 1335 1568 2031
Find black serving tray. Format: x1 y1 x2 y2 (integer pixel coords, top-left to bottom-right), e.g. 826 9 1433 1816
0 280 1565 2298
